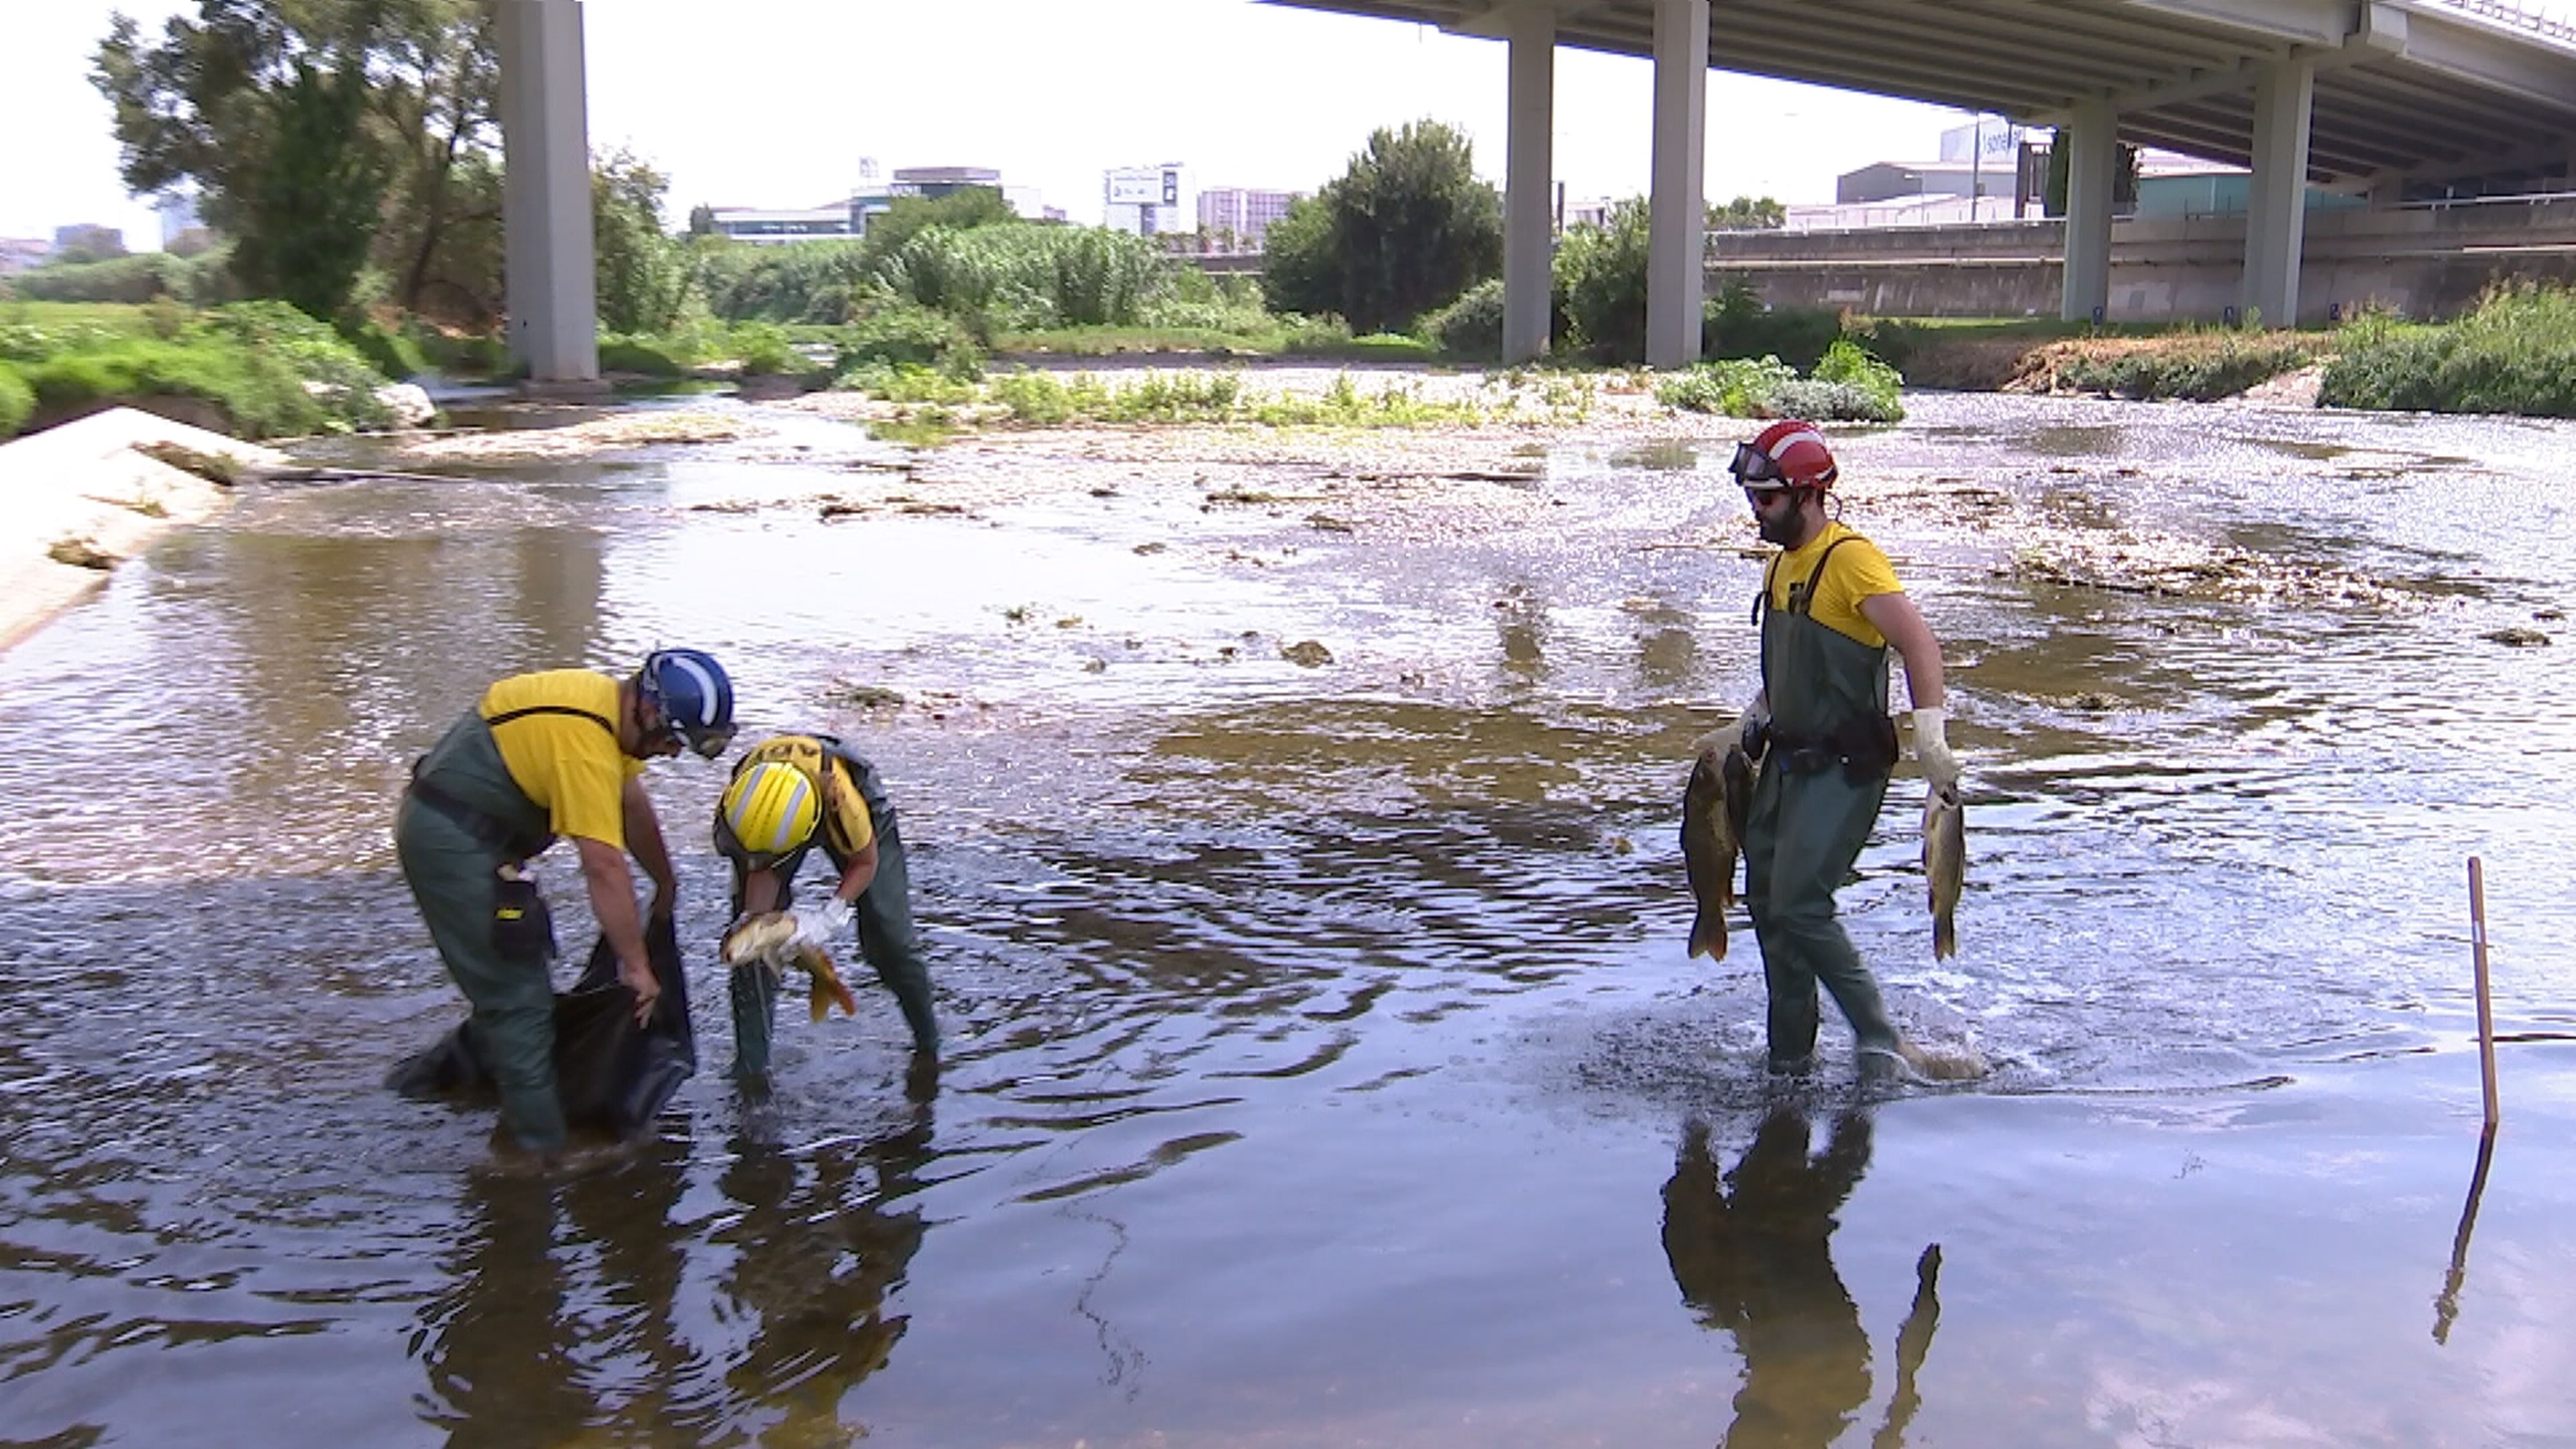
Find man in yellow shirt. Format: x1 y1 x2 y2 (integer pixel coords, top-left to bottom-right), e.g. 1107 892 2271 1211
712 733 938 1079
395 648 736 1154
1718 422 1958 1079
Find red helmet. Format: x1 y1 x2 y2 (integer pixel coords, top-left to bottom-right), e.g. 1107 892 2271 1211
1729 419 1838 492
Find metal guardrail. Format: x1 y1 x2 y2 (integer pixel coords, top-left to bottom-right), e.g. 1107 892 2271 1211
2423 0 2576 46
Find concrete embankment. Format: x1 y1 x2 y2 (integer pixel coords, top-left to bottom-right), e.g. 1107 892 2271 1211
0 408 285 654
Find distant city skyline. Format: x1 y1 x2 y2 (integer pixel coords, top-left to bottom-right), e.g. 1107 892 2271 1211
11 0 2575 252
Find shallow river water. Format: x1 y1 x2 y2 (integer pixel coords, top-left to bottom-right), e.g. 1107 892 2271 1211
4 389 2575 1448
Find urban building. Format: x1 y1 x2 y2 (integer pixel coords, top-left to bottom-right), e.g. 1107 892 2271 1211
154 191 209 251
0 237 50 276
1195 186 1301 250
49 223 127 260
2130 149 2364 219
704 163 1053 245
1104 164 1191 237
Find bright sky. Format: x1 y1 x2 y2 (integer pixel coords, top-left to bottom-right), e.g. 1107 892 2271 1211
6 0 2571 249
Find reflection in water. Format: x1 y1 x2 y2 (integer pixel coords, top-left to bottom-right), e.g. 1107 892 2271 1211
1662 1109 1941 1449
710 1113 931 1439
415 1171 605 1449
2431 1127 2498 1345
409 1114 929 1447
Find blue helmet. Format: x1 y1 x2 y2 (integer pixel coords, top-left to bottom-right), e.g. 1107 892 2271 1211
636 648 736 758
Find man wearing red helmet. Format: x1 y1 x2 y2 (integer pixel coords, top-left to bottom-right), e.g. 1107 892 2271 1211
1721 421 1958 1077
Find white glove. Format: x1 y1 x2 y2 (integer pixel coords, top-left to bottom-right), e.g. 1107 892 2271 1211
1913 706 1960 799
794 896 853 947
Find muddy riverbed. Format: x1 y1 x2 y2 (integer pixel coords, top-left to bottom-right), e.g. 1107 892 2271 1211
3 381 2573 1447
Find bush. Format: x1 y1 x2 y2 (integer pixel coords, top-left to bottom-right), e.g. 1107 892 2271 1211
11 254 191 305
729 321 802 376
599 335 686 376
407 320 508 378
337 314 429 380
0 364 31 439
1809 337 1905 421
1423 278 1504 359
829 303 981 374
1656 356 1796 415
2055 333 2312 402
2321 283 2576 416
1554 200 1652 359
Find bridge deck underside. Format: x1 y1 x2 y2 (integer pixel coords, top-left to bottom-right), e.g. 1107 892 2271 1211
1269 0 2576 187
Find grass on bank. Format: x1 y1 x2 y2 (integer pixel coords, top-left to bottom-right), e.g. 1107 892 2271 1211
0 299 396 439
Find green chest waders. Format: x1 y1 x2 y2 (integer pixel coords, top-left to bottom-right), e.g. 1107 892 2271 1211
726 738 938 1080
394 709 585 1151
1743 543 1900 1065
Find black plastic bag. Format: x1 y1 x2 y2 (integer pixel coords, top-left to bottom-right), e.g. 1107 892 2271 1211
386 913 696 1138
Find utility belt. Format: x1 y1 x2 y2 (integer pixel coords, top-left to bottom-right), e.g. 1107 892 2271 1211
407 760 556 863
1752 712 1898 785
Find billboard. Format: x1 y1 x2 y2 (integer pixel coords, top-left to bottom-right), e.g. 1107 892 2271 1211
1106 166 1179 207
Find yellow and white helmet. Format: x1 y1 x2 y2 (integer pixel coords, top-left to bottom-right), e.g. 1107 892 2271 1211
721 761 819 857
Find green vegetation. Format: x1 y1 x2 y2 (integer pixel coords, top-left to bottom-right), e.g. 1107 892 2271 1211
5 250 241 307
0 364 32 439
95 1 497 323
1260 119 1503 335
1656 339 1907 423
2043 330 2316 401
838 366 1521 434
2320 284 2576 416
0 300 393 439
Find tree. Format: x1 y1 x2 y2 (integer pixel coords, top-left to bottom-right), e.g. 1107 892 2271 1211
95 0 499 319
228 57 389 319
594 150 686 334
1707 196 1786 231
1263 119 1503 334
857 186 1019 266
688 203 718 236
1554 198 1654 358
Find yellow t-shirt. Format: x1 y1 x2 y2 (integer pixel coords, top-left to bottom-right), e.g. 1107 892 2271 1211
733 735 875 857
478 669 641 848
1762 522 1904 649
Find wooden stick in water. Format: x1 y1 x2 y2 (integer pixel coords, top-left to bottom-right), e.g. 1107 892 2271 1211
2471 857 2500 1134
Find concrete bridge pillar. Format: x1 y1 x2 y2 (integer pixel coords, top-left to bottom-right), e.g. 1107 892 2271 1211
2243 56 2316 328
1647 0 1707 369
1503 7 1556 364
2059 101 2116 322
497 0 600 386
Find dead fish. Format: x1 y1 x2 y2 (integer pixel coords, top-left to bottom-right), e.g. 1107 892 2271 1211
1923 784 1965 959
1682 731 1757 960
720 910 862 1022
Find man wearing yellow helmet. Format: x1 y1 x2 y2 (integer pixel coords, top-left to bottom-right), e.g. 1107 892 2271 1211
714 733 937 1077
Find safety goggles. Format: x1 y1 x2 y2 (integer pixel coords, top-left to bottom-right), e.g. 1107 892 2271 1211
676 722 737 760
1727 441 1788 486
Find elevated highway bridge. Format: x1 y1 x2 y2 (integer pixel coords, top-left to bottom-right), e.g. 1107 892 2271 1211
490 0 2576 379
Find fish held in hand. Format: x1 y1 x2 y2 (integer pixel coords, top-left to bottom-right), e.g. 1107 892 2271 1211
722 910 863 1022
1923 784 1965 959
1681 733 1757 961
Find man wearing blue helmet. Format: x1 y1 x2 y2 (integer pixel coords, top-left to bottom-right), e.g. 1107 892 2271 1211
394 648 737 1155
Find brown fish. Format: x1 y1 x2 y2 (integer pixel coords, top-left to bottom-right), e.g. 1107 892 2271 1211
1923 784 1965 959
720 910 862 1022
1681 731 1757 960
